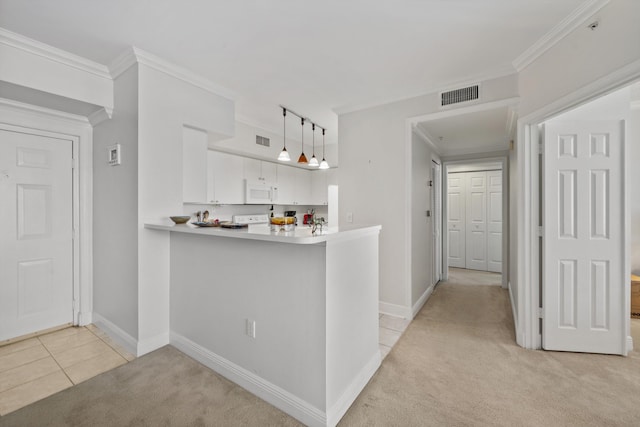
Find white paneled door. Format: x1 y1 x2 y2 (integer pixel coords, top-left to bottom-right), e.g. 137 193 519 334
447 174 466 268
0 128 74 342
465 172 487 271
486 171 503 273
543 120 625 355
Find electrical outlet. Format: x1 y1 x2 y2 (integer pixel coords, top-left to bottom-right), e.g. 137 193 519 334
246 319 256 338
347 212 353 223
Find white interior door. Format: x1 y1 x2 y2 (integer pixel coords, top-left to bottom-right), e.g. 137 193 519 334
0 128 74 341
465 172 487 271
542 120 625 355
487 170 502 273
447 174 466 268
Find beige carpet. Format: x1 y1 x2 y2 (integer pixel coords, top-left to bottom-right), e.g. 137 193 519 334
2 270 640 426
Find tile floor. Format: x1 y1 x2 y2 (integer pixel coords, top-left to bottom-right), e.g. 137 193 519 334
0 325 135 416
378 313 411 359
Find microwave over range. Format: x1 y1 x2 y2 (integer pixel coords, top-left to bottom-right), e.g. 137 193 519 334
245 180 278 204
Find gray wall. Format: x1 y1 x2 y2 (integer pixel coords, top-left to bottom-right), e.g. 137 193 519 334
92 65 139 339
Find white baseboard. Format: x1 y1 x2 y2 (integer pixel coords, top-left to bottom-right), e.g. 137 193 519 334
411 284 435 318
508 282 525 348
170 332 327 427
627 335 634 353
379 301 411 319
327 351 381 427
92 312 138 356
137 332 170 356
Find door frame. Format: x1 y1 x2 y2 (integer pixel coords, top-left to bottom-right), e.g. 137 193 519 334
516 59 640 351
0 98 94 328
442 157 508 287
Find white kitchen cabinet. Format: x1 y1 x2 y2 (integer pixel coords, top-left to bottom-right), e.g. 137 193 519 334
244 158 277 183
310 168 338 205
207 151 245 204
275 164 295 204
182 127 209 203
293 167 312 205
311 170 328 205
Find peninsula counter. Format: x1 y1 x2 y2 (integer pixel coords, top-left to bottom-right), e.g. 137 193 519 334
144 222 381 427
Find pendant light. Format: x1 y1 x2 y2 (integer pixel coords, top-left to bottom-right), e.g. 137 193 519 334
278 108 291 161
308 123 319 167
297 117 308 164
319 128 330 169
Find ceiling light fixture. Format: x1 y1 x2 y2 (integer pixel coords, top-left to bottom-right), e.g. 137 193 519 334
319 129 329 170
278 106 327 168
278 107 291 162
297 117 308 164
308 123 319 167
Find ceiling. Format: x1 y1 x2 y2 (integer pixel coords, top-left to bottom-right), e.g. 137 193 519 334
0 0 588 147
416 105 516 156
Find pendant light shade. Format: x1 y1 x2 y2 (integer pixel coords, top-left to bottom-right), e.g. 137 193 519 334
297 117 308 164
308 123 319 167
278 108 291 162
318 128 330 169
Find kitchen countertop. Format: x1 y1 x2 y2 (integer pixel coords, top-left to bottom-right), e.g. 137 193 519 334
144 221 381 245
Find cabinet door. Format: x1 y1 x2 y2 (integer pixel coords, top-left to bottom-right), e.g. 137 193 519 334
182 127 208 203
310 171 328 205
209 151 245 204
293 168 312 205
261 161 277 183
275 164 295 205
243 157 262 182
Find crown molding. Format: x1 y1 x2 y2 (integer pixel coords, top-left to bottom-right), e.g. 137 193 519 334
440 145 509 159
0 27 111 80
88 107 113 126
109 46 236 101
512 0 611 72
0 97 91 125
333 65 516 115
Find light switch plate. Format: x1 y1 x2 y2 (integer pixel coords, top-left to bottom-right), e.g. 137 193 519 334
108 144 121 166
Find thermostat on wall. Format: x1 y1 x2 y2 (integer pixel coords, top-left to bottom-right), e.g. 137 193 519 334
108 144 121 166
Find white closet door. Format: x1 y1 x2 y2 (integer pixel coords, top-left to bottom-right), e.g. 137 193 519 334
486 171 502 273
465 172 487 271
447 174 466 268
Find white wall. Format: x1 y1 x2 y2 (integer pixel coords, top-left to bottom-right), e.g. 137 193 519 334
92 65 139 340
518 0 640 118
136 62 235 354
339 73 517 316
411 131 437 307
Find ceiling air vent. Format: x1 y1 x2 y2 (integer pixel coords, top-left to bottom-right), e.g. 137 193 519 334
255 135 270 147
440 85 479 107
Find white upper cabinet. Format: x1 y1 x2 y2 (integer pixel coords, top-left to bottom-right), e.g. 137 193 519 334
293 167 312 205
182 127 209 203
275 164 296 205
310 168 338 206
208 151 245 204
244 158 277 183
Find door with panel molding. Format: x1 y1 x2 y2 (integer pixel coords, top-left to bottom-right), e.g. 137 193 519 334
447 174 466 268
486 170 503 273
542 120 625 355
0 128 74 341
465 172 488 271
